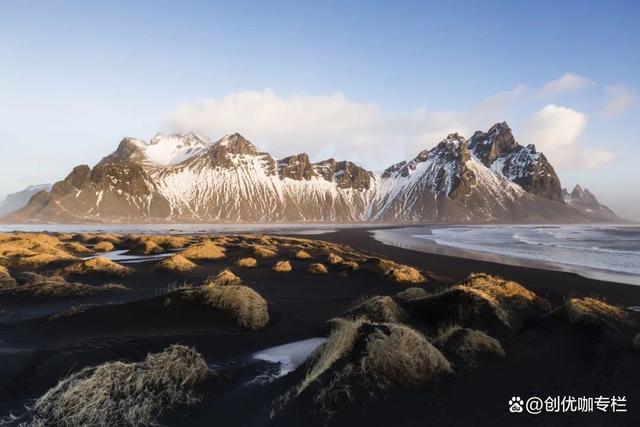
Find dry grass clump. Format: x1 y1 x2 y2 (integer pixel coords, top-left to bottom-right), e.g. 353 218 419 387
0 265 16 289
3 272 127 297
153 235 190 249
0 233 77 268
309 263 328 274
360 323 452 388
461 273 550 312
347 296 406 323
93 241 115 252
395 287 429 301
83 233 122 244
340 260 359 271
180 241 225 261
289 320 451 414
253 244 277 258
63 242 93 254
385 265 426 284
156 254 197 272
566 297 632 326
295 249 312 259
63 257 131 277
236 257 258 268
128 239 163 255
273 260 292 272
55 233 75 241
205 269 242 287
202 283 269 330
408 285 512 332
327 253 343 265
23 344 209 427
370 257 399 273
435 325 505 368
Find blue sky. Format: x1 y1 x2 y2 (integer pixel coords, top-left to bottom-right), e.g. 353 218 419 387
1 0 639 218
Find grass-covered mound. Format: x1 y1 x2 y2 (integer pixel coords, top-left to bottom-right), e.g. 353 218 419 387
308 263 328 274
156 254 197 272
273 260 292 272
253 244 277 258
63 257 132 277
63 241 93 254
179 241 225 261
21 345 209 427
127 239 164 255
566 297 633 326
93 241 115 252
0 233 78 268
346 296 406 323
395 287 429 301
327 253 343 265
205 269 242 287
236 257 258 268
2 272 127 297
276 319 451 417
0 265 17 289
295 249 312 259
435 325 505 369
202 280 269 330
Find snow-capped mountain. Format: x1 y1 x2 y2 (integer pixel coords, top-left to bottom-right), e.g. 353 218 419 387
562 185 619 222
0 184 52 217
4 123 620 223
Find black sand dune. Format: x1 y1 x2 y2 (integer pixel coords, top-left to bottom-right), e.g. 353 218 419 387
0 230 638 426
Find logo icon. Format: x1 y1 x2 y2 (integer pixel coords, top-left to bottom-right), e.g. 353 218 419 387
509 396 524 413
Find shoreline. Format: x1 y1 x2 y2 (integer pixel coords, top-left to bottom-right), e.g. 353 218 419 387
316 228 640 307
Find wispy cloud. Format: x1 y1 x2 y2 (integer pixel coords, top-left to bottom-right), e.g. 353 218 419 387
601 84 635 117
522 104 614 170
167 89 615 172
540 72 593 96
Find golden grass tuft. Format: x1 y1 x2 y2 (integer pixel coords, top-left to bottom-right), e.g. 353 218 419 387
297 318 365 394
566 297 632 326
385 265 426 284
93 241 115 252
461 273 550 312
0 233 78 268
273 260 292 272
327 253 343 265
63 257 131 277
340 260 359 271
360 323 452 387
0 265 17 289
435 325 505 368
295 249 312 259
395 287 429 301
205 269 242 287
236 257 258 268
63 242 93 254
253 244 277 258
179 241 225 261
309 263 328 274
156 254 197 272
128 239 163 255
347 296 406 323
24 344 208 427
202 284 269 330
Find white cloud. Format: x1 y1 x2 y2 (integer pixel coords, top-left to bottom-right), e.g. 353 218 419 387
521 104 614 170
601 85 635 117
167 91 614 172
167 89 466 169
540 72 593 96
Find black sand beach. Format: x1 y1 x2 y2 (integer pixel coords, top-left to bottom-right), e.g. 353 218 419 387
0 229 638 426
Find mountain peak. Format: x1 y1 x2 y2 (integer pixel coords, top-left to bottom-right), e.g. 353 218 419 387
215 133 259 155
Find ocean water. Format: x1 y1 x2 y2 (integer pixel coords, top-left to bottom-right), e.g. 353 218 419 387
373 225 640 286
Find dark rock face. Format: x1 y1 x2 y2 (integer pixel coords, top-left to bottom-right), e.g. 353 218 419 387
278 154 316 180
468 123 563 201
4 126 619 224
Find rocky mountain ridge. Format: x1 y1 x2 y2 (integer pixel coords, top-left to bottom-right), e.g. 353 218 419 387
3 123 620 223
